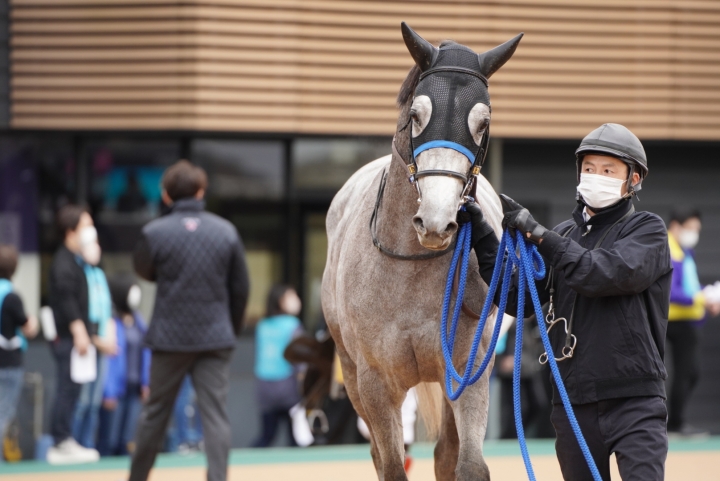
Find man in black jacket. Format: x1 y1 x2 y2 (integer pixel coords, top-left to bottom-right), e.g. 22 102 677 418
466 123 671 481
47 205 110 464
129 161 250 481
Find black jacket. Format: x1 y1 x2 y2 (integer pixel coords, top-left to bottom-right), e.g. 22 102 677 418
134 199 250 352
48 245 92 339
475 200 672 404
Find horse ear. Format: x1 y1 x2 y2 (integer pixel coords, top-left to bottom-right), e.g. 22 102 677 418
477 33 524 79
401 22 437 71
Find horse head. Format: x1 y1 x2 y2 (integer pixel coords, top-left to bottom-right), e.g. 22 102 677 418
400 22 522 250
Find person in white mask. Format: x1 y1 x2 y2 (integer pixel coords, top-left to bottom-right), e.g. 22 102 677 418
665 208 720 438
464 123 672 480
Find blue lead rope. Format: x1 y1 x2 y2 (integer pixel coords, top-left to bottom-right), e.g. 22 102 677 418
441 221 602 481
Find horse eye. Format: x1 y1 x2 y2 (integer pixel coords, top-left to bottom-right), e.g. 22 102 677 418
410 110 419 123
477 117 489 132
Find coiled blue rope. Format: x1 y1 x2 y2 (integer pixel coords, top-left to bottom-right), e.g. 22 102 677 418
440 222 602 481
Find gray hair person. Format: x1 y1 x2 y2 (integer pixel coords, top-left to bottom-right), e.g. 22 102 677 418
128 160 249 481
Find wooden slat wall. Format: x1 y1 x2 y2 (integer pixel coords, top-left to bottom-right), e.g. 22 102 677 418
9 0 720 139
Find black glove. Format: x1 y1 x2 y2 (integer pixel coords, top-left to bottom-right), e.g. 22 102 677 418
499 194 547 245
458 199 499 286
458 199 495 247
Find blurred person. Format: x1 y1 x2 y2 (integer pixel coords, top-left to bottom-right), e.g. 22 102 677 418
666 208 720 437
71 218 117 450
495 317 548 440
129 160 249 481
0 245 39 461
98 274 150 456
166 376 204 454
466 124 672 480
47 205 117 464
252 285 303 448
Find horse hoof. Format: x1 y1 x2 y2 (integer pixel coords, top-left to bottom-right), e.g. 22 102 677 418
456 460 490 481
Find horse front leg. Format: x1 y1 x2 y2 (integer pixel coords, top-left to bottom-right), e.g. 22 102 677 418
334 342 384 476
452 371 492 481
357 365 407 481
434 396 459 481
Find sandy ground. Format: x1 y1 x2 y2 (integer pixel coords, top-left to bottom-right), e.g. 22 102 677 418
3 450 719 481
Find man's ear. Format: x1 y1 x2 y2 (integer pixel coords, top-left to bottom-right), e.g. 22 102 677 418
161 190 173 206
195 188 205 200
631 172 641 186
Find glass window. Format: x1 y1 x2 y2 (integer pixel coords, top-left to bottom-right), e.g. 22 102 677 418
217 205 285 324
292 137 391 194
191 139 284 201
303 212 328 329
83 138 180 222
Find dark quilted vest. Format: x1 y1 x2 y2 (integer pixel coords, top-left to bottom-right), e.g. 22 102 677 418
143 199 239 352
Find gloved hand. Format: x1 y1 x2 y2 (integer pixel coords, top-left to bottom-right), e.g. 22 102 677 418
499 194 547 245
457 199 495 247
458 198 499 286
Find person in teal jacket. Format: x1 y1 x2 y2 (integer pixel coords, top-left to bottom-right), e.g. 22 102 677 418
252 285 303 447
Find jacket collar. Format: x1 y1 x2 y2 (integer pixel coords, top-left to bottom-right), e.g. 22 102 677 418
572 198 633 228
170 198 205 213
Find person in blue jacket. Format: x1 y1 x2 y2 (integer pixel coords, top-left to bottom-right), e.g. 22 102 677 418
252 285 303 447
98 274 151 456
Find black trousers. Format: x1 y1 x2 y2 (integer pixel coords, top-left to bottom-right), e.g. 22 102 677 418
252 409 297 448
50 337 83 445
499 377 542 439
129 349 233 481
666 321 700 430
551 396 667 481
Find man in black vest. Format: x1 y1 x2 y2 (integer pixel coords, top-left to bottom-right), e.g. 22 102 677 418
466 124 671 481
129 160 250 481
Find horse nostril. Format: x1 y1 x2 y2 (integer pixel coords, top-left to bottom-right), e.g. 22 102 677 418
413 216 425 232
445 222 458 235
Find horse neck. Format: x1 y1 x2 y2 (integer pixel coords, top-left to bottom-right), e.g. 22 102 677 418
375 144 428 257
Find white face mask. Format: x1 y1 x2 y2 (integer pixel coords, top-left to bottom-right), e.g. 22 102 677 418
79 226 101 265
127 285 142 311
678 229 699 250
576 173 627 210
281 291 302 316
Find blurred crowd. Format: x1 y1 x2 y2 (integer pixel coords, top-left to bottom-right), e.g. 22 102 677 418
0 160 718 479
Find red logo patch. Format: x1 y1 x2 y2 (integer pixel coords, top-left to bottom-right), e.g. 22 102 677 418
183 217 200 232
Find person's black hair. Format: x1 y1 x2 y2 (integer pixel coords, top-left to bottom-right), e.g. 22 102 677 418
162 160 208 202
669 207 701 226
57 204 88 237
108 272 137 315
265 284 294 318
0 244 18 280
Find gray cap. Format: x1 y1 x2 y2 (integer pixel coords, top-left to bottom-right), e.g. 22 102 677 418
575 123 648 178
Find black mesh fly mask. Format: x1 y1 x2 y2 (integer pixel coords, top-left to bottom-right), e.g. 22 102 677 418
404 45 491 202
394 24 523 203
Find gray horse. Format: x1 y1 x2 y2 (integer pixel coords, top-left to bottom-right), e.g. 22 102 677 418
321 23 522 481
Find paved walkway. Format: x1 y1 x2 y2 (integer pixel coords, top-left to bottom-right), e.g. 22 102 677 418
2 437 719 480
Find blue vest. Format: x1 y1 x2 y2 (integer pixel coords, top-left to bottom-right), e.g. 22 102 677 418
254 315 300 381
